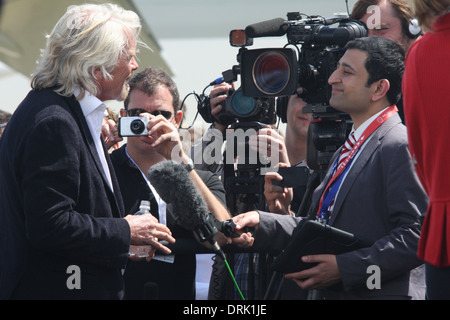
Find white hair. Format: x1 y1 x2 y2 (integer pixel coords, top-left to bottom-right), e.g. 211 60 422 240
31 3 145 99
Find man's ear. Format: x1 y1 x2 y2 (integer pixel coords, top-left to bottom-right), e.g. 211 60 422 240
371 79 390 102
174 110 183 128
93 67 104 81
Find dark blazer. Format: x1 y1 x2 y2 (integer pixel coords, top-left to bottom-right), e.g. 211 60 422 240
110 145 226 300
0 88 131 299
253 113 428 299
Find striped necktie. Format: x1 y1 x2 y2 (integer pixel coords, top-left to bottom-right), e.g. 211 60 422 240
338 132 356 169
319 132 356 223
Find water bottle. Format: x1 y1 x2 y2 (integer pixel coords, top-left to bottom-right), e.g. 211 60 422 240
135 200 151 215
129 200 152 258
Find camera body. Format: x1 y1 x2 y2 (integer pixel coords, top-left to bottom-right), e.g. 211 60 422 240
118 116 149 137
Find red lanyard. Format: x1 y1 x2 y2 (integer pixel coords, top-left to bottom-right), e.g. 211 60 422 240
316 105 398 216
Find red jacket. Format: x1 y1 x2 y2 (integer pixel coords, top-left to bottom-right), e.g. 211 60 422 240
403 13 450 267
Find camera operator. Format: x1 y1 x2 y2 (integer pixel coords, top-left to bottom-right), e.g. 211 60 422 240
191 82 293 299
231 36 428 300
352 0 423 124
262 88 312 217
109 67 230 300
191 83 305 185
352 0 420 51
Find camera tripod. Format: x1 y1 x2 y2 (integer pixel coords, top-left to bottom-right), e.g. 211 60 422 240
217 121 276 300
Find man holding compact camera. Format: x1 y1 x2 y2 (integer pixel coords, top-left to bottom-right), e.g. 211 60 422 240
109 67 230 299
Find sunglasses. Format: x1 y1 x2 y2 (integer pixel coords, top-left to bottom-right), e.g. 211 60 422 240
127 108 172 120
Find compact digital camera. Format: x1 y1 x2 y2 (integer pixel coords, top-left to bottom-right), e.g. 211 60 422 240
118 116 149 137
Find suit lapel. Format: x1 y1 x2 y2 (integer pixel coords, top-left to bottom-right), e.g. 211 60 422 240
66 96 109 182
328 137 380 224
101 138 125 217
65 95 124 217
328 114 401 225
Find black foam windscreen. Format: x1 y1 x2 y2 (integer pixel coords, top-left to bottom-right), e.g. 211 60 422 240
245 18 287 38
148 160 208 231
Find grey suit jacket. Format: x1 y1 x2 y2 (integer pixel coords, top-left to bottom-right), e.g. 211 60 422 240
254 113 427 299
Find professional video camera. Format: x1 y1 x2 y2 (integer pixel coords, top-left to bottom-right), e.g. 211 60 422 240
241 12 367 102
238 12 367 172
198 12 367 128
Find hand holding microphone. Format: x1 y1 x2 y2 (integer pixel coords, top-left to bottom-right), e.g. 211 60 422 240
148 160 248 300
147 160 255 252
148 160 228 255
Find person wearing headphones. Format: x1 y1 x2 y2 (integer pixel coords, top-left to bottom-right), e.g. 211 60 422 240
352 0 422 52
351 0 422 124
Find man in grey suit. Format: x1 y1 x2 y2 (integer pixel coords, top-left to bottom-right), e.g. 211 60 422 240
231 36 428 299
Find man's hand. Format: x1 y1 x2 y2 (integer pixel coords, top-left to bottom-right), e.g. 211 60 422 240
209 82 232 127
263 163 293 215
285 254 341 290
137 113 183 161
124 213 175 257
229 211 261 248
102 118 123 150
248 127 289 164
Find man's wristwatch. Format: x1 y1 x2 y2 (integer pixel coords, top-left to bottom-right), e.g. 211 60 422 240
184 158 194 172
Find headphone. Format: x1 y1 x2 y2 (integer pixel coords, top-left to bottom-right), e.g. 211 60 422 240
276 96 289 123
406 18 422 38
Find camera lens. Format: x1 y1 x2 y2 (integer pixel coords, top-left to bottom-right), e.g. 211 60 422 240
253 51 291 95
130 119 145 134
230 90 256 116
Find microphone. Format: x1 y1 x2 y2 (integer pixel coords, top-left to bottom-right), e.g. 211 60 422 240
147 160 223 256
245 17 288 38
148 161 246 300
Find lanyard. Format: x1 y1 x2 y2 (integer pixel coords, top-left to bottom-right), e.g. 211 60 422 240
316 105 398 221
124 146 167 225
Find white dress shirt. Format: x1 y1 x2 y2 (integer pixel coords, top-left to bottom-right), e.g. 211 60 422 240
74 88 113 191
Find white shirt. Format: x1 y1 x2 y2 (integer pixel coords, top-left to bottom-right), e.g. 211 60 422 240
74 88 113 191
124 146 167 225
124 146 174 264
347 106 391 165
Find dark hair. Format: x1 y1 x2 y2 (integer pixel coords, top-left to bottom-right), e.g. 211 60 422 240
351 0 414 37
124 67 180 112
345 36 405 105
